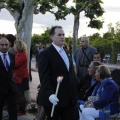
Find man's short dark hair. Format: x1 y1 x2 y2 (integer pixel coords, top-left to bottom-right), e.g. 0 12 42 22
94 52 101 56
50 26 62 36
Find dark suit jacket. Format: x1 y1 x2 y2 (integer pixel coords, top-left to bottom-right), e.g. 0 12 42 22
38 45 77 107
78 74 98 101
0 52 18 94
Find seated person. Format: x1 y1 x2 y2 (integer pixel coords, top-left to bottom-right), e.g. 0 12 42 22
111 67 120 112
79 65 119 120
111 68 120 90
78 61 102 102
93 52 102 62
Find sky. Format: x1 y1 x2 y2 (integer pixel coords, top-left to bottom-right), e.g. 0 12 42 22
0 0 120 37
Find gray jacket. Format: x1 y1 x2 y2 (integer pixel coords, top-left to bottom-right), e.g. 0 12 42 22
74 45 97 80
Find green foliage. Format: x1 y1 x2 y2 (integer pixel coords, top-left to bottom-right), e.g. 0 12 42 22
7 0 20 8
1 0 20 9
59 0 69 5
84 1 104 29
88 19 103 29
39 1 53 14
65 36 73 47
31 28 51 54
89 21 120 63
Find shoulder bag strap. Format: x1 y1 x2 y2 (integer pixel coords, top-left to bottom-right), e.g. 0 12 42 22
82 48 91 63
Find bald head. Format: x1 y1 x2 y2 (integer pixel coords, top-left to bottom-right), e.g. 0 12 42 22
0 38 9 53
80 36 89 48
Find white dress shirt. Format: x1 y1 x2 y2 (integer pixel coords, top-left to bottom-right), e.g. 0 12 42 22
52 43 69 71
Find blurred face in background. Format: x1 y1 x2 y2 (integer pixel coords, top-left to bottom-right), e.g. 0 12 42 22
0 38 9 53
80 38 88 48
88 62 96 76
93 53 101 62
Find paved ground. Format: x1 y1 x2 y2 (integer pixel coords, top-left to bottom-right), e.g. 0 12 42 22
29 71 39 101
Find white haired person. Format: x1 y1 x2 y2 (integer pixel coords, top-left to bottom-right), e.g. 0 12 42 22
74 36 97 82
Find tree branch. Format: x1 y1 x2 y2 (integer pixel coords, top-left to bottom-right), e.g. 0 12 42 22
17 0 33 33
78 1 89 13
1 3 16 19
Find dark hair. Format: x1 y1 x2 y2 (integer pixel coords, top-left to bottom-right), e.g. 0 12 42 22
97 65 111 79
50 26 62 36
91 61 103 70
94 52 101 56
5 34 16 47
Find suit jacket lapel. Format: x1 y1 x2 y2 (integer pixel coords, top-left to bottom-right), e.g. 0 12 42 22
50 45 68 71
0 55 7 70
0 55 5 67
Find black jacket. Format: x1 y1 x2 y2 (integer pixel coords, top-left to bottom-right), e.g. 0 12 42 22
38 45 77 107
78 74 98 101
0 52 18 94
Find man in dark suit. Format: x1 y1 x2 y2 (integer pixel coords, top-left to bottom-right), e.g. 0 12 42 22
74 36 97 82
0 38 17 120
38 26 77 120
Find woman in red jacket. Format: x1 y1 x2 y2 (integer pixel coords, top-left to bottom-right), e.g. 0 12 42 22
14 40 29 116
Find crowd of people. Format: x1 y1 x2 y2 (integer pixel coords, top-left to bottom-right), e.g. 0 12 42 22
0 26 120 120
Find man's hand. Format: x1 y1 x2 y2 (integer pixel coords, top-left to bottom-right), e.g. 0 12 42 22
49 94 59 105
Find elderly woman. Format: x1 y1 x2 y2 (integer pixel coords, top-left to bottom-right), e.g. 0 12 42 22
13 40 29 116
79 65 119 120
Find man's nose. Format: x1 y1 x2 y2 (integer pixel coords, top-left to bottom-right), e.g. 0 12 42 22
3 45 7 48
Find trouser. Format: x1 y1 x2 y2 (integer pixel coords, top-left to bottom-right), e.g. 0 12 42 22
79 104 99 120
44 105 75 120
16 91 26 112
35 105 46 120
0 90 17 120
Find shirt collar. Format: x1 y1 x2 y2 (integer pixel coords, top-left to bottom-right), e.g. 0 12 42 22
52 43 63 53
0 51 8 56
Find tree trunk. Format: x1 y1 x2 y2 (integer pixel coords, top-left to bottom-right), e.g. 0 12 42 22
14 0 34 102
72 14 79 53
14 0 34 60
22 8 33 60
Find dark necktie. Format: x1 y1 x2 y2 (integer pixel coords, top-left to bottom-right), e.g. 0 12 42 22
3 53 9 70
